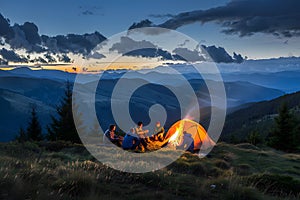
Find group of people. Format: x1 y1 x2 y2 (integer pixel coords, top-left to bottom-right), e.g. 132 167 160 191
104 121 164 151
103 121 194 153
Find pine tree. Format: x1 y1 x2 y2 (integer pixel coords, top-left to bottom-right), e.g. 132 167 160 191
26 106 43 141
293 123 300 150
247 130 262 146
268 102 296 151
15 127 27 143
47 81 82 143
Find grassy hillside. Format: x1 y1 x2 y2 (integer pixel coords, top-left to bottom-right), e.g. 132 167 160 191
0 141 299 199
222 91 300 141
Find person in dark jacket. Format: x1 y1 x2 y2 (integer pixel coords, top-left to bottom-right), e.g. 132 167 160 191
122 128 140 150
177 131 194 153
104 124 122 146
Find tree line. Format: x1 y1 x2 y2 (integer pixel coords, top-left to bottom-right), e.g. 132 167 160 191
267 102 300 152
16 81 81 144
241 102 300 152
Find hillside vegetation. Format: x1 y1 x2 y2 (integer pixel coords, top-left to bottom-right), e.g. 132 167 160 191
222 91 300 141
0 141 299 200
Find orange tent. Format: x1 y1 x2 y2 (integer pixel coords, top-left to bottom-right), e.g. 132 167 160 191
165 119 215 150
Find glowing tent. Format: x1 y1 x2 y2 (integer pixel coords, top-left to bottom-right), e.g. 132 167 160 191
165 119 216 150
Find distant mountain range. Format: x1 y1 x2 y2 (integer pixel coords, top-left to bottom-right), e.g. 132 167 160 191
0 88 55 141
0 66 288 141
1 53 300 142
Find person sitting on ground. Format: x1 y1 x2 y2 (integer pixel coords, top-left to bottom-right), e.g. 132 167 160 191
122 128 140 150
135 121 149 138
135 121 149 151
177 131 194 153
152 121 165 142
104 124 123 146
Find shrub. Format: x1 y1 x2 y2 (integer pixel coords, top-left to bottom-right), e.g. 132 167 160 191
234 164 252 176
246 173 300 196
213 159 231 170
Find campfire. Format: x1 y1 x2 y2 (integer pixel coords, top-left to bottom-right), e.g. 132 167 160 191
168 122 184 146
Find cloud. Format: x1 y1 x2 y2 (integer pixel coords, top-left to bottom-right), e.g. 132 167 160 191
201 45 238 63
86 51 106 59
172 46 244 63
0 12 109 64
9 22 45 53
172 47 205 62
233 52 244 63
132 0 300 38
0 12 107 56
58 54 72 63
41 31 106 54
109 36 156 54
44 53 57 63
109 36 243 63
0 57 8 65
79 5 103 16
19 22 41 44
148 14 175 19
29 56 47 64
110 36 183 60
0 13 14 40
82 10 94 15
0 48 28 62
128 20 170 35
128 19 155 30
124 48 174 60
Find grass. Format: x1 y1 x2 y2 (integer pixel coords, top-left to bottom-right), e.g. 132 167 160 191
0 141 299 199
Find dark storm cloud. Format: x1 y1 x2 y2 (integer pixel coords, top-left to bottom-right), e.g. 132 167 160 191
58 54 72 63
148 14 175 19
0 13 14 40
109 36 243 63
233 52 244 63
19 22 41 44
0 12 107 56
172 47 205 62
131 0 300 38
173 45 244 63
29 56 47 64
0 48 28 63
109 36 157 54
110 36 179 60
44 53 57 63
201 45 235 63
128 19 155 30
41 32 106 55
124 48 174 60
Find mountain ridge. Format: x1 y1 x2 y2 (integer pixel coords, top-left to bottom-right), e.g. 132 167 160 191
221 90 300 141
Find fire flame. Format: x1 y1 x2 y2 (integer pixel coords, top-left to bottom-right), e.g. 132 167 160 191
169 127 181 146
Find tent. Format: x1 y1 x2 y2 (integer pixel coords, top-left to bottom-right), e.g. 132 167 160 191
165 119 216 150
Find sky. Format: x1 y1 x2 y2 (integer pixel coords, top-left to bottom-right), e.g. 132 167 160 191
0 0 300 61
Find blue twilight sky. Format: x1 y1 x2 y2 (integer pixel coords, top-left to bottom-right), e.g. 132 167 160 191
1 0 300 59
